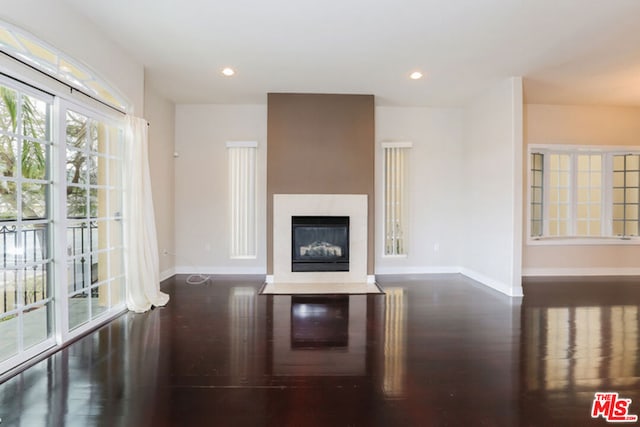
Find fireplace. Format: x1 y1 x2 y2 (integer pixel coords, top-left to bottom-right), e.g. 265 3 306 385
272 194 367 283
291 216 349 272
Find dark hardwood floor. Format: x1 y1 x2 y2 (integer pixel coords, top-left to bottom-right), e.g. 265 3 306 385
1 274 639 426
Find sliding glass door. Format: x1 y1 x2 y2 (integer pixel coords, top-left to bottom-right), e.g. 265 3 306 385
0 79 126 375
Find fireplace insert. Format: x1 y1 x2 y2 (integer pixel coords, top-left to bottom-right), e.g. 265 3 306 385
291 216 349 272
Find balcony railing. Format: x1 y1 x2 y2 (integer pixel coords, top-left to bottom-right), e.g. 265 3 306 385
1 220 99 316
67 220 99 297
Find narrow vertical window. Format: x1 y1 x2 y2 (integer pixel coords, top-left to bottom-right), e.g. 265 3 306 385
227 141 257 258
382 142 411 256
612 154 640 237
547 154 571 236
530 153 544 237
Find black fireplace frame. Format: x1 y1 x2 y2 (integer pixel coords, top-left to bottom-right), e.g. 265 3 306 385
291 216 350 272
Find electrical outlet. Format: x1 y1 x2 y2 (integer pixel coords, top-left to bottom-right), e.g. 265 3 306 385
433 243 440 252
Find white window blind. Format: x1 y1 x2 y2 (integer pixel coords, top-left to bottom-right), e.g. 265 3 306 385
382 142 412 256
227 141 257 258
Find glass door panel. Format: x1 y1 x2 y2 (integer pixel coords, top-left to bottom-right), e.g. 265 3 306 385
64 109 124 331
0 80 53 366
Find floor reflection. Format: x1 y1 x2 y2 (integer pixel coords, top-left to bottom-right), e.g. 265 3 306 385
521 295 640 426
269 295 368 376
383 288 406 399
0 309 166 426
290 296 349 348
229 287 257 384
3 275 640 426
524 305 639 392
266 290 408 398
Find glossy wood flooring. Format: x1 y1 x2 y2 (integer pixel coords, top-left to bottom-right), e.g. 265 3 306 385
1 274 640 426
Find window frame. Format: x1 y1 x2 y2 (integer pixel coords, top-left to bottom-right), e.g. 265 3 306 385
527 144 640 246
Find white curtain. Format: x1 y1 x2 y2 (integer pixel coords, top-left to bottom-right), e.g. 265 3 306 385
123 115 170 312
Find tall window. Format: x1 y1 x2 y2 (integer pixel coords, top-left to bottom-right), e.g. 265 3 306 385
529 147 639 240
382 142 411 256
227 141 257 258
0 81 53 364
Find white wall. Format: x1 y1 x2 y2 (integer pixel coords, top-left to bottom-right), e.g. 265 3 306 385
174 98 526 296
375 107 464 274
174 105 267 274
462 78 523 297
175 105 465 277
145 81 176 280
1 1 144 113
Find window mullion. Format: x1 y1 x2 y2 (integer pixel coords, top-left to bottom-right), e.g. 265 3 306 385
53 98 69 342
15 92 24 354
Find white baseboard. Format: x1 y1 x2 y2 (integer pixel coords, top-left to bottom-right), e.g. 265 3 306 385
522 267 640 277
175 266 267 275
375 266 461 275
460 268 524 297
170 265 528 297
160 267 176 282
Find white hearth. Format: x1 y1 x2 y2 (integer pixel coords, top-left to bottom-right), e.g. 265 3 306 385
273 194 368 283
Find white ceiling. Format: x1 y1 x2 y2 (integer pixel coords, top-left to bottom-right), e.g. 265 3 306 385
61 0 640 107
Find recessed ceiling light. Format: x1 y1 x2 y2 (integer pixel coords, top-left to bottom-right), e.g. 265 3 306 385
410 71 423 80
222 67 235 77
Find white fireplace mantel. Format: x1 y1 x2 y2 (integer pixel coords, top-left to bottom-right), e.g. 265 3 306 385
273 194 368 283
